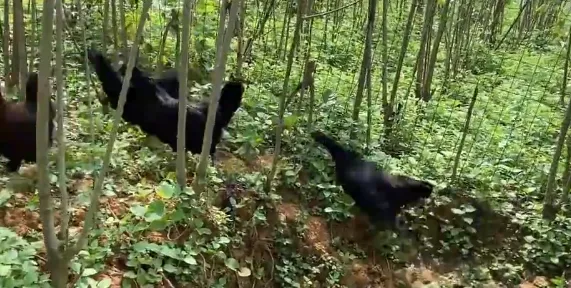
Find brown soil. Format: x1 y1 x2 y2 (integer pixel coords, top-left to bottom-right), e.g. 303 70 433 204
0 155 552 288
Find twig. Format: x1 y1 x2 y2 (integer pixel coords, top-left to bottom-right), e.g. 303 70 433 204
263 245 275 288
451 84 479 182
494 0 531 50
199 253 208 282
303 0 359 20
160 272 175 288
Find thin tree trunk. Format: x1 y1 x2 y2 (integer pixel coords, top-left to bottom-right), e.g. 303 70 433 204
543 21 571 220
244 0 275 61
351 0 377 123
415 0 434 99
194 0 241 194
560 21 571 106
421 0 451 101
2 0 10 85
64 0 153 264
119 0 128 55
265 0 305 191
278 3 290 59
13 0 27 99
79 0 96 141
55 0 69 247
235 0 246 78
156 10 178 73
111 0 119 62
544 102 571 220
103 0 110 50
176 0 194 189
562 134 571 206
489 0 505 44
283 11 293 60
451 86 478 181
37 0 64 285
384 0 402 138
29 0 37 74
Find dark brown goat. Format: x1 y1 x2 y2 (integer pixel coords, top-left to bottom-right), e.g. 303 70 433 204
0 72 56 172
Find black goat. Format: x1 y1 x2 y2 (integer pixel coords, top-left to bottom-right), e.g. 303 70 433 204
311 131 434 232
118 64 179 98
0 72 56 172
88 48 245 159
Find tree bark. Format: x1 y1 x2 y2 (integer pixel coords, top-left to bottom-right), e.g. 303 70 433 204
265 0 305 191
176 0 194 190
351 0 377 123
36 0 64 285
65 0 153 261
194 0 241 194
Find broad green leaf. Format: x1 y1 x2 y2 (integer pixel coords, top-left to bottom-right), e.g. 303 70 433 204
97 277 112 288
218 237 231 244
284 115 299 130
0 189 12 206
197 228 212 235
183 256 197 265
450 208 465 215
130 205 146 217
163 263 177 273
0 264 10 276
238 267 251 277
463 204 476 213
462 217 473 225
225 258 240 271
145 200 166 222
82 268 98 277
157 182 175 199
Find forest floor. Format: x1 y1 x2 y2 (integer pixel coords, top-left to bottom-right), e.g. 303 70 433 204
0 149 562 288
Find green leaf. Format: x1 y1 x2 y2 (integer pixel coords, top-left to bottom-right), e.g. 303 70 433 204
462 217 473 225
197 228 212 235
0 264 11 276
149 219 168 230
237 267 251 277
183 256 197 265
184 186 195 196
5 249 17 261
145 200 166 222
170 208 186 222
0 189 12 206
130 205 146 217
163 263 177 273
225 258 240 271
194 219 204 228
132 241 149 252
82 268 98 277
218 237 231 244
97 277 112 288
157 182 175 199
157 246 178 259
283 115 299 130
450 208 465 215
463 204 476 213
